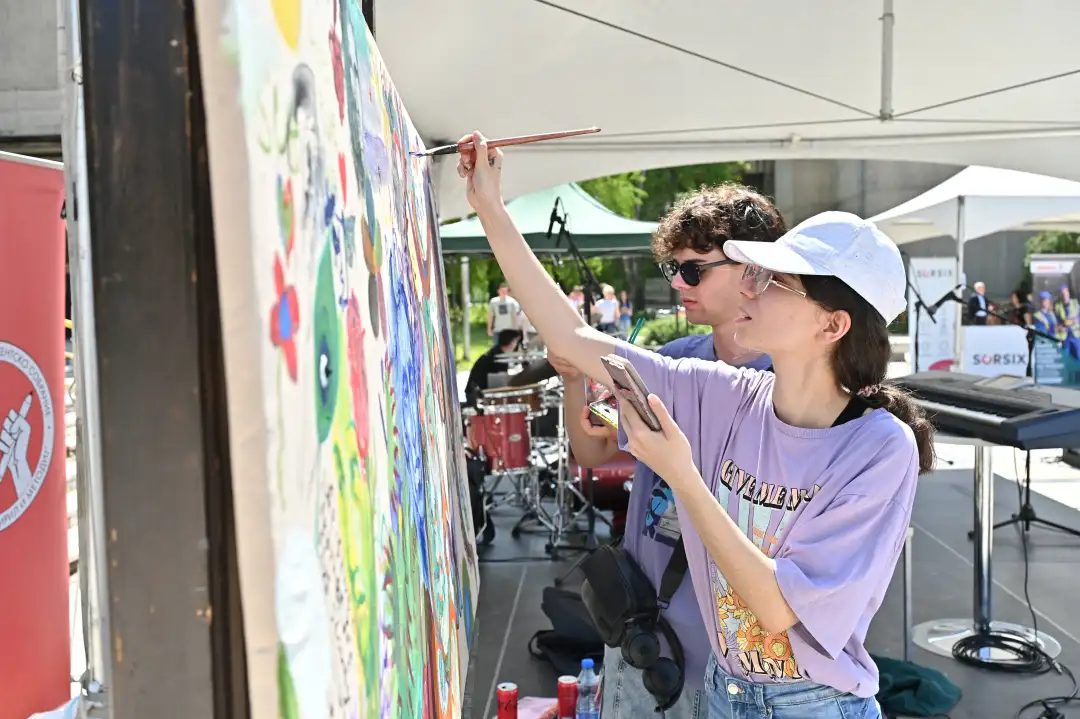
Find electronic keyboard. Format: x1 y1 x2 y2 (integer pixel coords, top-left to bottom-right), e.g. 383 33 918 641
890 372 1080 450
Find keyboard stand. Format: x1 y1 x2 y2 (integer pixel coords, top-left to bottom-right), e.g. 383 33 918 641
911 439 1062 663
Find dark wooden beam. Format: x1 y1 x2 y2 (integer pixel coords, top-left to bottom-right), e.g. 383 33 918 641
363 0 375 36
78 0 245 715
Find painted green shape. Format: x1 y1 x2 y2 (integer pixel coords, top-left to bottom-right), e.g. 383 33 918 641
313 241 339 443
278 644 299 719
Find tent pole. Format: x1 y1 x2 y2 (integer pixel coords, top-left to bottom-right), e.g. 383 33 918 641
956 196 966 368
462 256 471 361
60 0 114 708
880 0 895 120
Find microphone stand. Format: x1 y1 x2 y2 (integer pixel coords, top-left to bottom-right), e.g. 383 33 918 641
548 203 604 550
985 306 1077 539
551 206 603 329
905 275 936 374
951 302 1078 540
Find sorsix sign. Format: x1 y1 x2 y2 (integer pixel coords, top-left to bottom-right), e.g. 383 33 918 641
961 325 1031 377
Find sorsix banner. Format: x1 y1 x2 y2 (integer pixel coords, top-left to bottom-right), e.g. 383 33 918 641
907 257 958 372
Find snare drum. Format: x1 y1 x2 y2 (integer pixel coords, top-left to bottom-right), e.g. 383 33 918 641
462 407 487 453
481 404 531 472
480 382 544 414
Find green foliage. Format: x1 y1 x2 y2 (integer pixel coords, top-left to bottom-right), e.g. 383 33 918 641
578 163 750 222
637 315 710 347
578 172 647 219
638 163 750 221
1025 232 1080 269
1022 231 1080 289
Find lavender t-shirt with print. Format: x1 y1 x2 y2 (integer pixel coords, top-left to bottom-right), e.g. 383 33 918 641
616 343 919 698
622 333 771 692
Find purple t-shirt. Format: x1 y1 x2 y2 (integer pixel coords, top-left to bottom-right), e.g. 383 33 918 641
616 342 918 698
622 333 771 692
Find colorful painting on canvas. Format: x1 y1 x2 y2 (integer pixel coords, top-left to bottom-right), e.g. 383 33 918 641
204 1 479 716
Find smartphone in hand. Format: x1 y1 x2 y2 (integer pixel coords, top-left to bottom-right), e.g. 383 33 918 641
588 394 619 429
599 354 662 432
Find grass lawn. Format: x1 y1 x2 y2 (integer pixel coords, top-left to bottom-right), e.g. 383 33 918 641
451 321 493 372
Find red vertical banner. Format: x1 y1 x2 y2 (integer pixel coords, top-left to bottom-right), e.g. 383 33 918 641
0 154 70 717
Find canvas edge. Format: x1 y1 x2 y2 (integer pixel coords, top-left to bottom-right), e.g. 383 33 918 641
191 0 280 715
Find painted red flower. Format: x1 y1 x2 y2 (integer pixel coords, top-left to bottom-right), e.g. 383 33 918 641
346 293 370 457
269 255 300 380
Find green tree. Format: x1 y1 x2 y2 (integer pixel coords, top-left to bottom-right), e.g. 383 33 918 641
1025 231 1080 269
578 163 750 222
1023 231 1080 290
578 172 647 219
638 162 749 220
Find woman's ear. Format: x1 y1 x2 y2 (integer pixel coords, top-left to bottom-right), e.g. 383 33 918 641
820 309 852 345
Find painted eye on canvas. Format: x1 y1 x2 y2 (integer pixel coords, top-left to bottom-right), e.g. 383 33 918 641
319 352 331 389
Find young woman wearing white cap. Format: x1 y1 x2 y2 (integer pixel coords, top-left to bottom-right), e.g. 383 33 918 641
456 133 934 718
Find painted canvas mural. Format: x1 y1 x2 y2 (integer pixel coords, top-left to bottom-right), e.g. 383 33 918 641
198 1 479 716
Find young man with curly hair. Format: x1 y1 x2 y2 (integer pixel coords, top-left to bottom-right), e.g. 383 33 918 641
549 184 786 718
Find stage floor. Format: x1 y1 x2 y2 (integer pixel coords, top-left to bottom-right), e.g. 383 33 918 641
464 458 1080 719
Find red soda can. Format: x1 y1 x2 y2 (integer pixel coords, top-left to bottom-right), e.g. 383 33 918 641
557 675 578 718
497 682 519 719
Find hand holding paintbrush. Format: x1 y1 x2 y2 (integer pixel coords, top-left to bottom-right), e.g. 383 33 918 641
412 127 599 158
455 131 508 216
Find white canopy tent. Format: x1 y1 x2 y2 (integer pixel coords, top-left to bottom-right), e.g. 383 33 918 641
870 165 1080 362
375 0 1080 220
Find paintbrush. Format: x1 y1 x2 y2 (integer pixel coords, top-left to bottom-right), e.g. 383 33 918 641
411 127 601 158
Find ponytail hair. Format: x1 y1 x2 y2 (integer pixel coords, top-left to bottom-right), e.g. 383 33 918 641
802 276 936 474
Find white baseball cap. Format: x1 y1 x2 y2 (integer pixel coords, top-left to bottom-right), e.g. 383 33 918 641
723 211 906 323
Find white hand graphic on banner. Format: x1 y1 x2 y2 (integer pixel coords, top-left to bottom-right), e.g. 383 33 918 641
0 394 34 499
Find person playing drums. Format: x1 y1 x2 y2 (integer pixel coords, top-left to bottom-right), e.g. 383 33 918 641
464 329 522 406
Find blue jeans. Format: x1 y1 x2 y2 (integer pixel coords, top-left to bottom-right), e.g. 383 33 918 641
602 644 706 719
706 655 882 719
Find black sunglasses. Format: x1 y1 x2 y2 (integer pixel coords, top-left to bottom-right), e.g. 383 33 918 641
658 258 738 287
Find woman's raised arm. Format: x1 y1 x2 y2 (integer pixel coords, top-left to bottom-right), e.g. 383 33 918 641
458 131 620 384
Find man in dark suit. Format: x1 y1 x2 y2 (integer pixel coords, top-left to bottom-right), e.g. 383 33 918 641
967 281 989 325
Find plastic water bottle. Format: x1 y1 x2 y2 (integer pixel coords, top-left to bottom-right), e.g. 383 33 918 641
575 658 600 719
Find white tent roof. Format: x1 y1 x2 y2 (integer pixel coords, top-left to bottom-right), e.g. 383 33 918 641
375 0 1080 220
870 166 1080 244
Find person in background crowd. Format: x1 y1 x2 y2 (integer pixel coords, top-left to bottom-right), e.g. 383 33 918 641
1052 285 1080 361
463 329 521 406
967 281 988 325
568 285 586 317
487 281 521 336
1055 285 1079 334
519 306 538 348
619 289 634 334
1033 291 1068 353
594 284 621 334
1009 290 1032 327
551 184 785 719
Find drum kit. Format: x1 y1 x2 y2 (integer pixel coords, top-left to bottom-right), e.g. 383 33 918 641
462 351 602 558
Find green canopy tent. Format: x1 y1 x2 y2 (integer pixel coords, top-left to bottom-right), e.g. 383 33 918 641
442 183 659 361
440 182 658 254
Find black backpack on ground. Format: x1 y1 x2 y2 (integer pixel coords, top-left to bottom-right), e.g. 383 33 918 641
466 452 495 545
529 586 606 677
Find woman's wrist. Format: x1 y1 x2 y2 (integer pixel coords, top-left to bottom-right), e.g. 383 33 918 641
670 463 707 497
475 199 509 224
